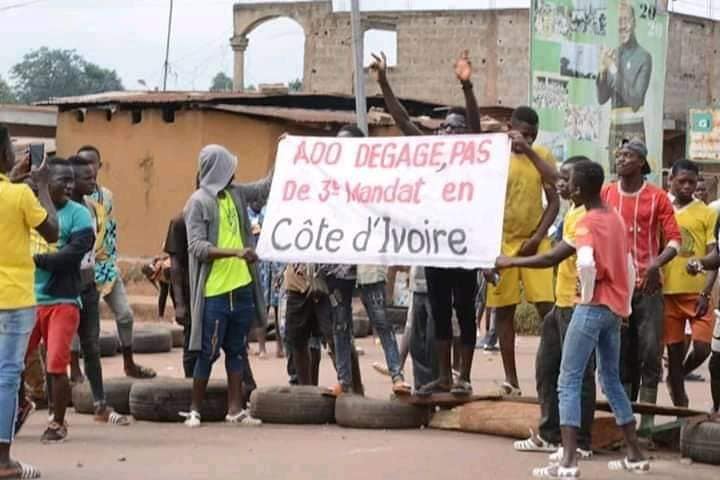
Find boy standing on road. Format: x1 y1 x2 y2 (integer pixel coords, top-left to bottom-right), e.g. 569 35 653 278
533 160 649 478
26 157 95 443
182 145 270 427
0 127 57 478
486 106 559 396
77 146 156 379
601 139 680 432
663 160 717 407
503 156 595 459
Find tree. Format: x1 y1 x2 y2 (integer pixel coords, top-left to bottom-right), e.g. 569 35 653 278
209 72 233 92
0 75 16 103
288 78 303 92
10 47 124 104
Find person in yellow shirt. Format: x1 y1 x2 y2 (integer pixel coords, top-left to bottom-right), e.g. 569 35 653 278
496 157 596 459
0 126 57 479
487 106 559 396
663 160 718 407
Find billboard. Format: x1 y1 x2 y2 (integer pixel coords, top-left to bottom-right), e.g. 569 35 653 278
530 0 670 181
688 108 720 162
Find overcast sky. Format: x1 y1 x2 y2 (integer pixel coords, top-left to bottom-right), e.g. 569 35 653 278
1 0 717 94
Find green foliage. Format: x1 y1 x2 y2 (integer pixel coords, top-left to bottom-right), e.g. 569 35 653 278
0 75 16 103
10 47 124 103
288 78 303 92
209 71 233 92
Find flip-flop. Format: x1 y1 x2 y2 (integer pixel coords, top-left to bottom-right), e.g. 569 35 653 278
0 461 41 479
532 464 580 478
107 411 131 426
392 380 412 396
608 457 650 474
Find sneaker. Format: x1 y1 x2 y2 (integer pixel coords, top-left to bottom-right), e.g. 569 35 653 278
226 409 262 426
514 430 558 453
41 421 67 444
549 447 593 463
180 410 201 428
483 344 499 354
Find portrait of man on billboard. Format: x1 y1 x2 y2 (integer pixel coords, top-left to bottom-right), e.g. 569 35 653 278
596 0 652 171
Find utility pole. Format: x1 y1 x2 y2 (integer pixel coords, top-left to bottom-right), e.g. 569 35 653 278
350 0 368 135
162 0 174 91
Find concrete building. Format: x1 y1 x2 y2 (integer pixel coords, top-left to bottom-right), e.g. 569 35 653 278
1 104 57 152
231 1 720 128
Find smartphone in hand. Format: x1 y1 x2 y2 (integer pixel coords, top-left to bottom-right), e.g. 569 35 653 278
29 143 45 169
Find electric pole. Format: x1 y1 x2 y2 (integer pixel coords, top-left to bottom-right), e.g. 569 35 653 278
162 0 174 91
350 0 368 135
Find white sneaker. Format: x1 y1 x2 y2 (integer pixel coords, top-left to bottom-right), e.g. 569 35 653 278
225 409 262 427
180 410 201 428
549 447 593 463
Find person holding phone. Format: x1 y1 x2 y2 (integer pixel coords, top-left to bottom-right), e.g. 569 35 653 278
1 125 58 477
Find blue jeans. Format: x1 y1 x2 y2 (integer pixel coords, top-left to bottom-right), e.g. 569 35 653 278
327 277 355 388
0 308 36 443
359 282 404 381
559 305 634 429
193 286 254 380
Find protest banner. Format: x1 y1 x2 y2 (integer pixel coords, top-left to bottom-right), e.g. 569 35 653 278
687 107 720 162
256 134 511 268
530 0 669 183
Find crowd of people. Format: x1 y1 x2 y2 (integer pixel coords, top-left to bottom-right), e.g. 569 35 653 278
0 50 719 479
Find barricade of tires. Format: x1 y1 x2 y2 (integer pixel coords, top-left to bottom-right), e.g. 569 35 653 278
681 420 720 465
129 378 227 422
72 377 141 415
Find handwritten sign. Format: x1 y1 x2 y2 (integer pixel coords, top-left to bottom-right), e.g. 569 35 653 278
688 108 720 162
256 134 511 268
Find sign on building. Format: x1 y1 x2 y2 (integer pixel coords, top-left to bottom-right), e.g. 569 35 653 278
257 134 511 268
688 108 720 162
530 0 670 182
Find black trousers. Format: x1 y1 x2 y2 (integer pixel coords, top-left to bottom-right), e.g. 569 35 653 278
425 267 478 347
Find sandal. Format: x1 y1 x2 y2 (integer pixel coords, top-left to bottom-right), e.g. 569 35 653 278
514 430 558 453
323 383 350 398
226 410 262 426
14 399 35 436
107 411 131 426
532 464 580 478
450 379 473 396
179 410 201 428
414 379 452 398
549 447 593 462
392 379 412 396
126 364 156 379
607 457 650 474
0 461 41 479
494 381 522 397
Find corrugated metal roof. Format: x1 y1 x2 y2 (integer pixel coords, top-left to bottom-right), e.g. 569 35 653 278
37 90 266 106
208 104 396 126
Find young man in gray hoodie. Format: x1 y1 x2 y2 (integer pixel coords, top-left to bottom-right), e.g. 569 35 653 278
182 145 271 427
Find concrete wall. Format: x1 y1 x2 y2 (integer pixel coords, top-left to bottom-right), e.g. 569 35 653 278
234 1 719 120
56 107 401 257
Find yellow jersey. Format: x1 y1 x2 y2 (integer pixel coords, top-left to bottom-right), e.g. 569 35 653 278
663 199 718 295
556 204 586 308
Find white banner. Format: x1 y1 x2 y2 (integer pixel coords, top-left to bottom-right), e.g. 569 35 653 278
256 134 511 268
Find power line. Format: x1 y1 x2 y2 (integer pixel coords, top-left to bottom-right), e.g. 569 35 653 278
0 0 45 12
161 0 174 91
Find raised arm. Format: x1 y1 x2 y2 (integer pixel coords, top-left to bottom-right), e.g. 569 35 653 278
454 50 482 134
370 51 423 136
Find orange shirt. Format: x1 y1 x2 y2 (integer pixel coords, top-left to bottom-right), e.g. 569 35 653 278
575 208 633 318
601 182 681 286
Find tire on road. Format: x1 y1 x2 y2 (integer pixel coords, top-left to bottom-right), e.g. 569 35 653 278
353 316 370 338
335 395 429 429
129 378 228 422
99 331 120 357
72 377 137 415
167 324 185 349
132 327 173 354
249 386 335 424
681 420 720 465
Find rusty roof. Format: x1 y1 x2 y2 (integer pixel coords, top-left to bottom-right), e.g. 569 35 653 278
208 104 396 126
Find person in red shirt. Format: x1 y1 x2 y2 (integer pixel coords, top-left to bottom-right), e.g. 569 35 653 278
601 139 681 433
533 160 649 478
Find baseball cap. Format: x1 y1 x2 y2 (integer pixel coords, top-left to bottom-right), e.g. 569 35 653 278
620 138 651 174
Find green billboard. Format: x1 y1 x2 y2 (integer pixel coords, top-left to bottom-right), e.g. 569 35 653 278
530 0 669 182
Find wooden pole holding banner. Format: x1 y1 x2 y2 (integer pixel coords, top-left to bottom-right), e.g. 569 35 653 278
350 0 368 135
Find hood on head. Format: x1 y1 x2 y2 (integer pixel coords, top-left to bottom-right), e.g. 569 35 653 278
197 144 238 196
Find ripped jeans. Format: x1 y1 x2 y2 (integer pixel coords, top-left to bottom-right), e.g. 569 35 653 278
193 286 254 380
